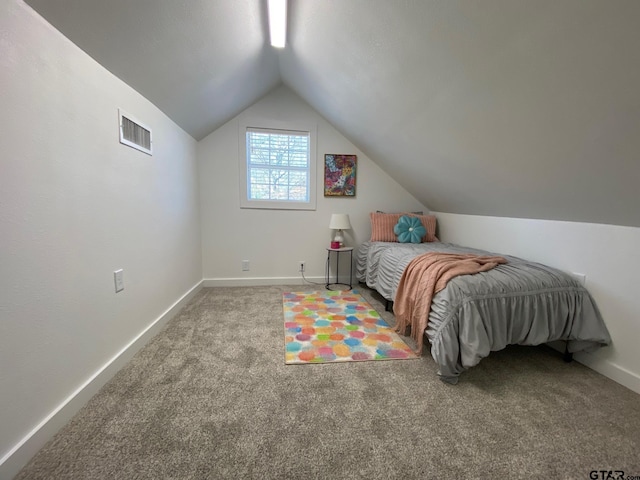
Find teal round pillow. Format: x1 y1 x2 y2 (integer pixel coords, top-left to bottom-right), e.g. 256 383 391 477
393 215 426 243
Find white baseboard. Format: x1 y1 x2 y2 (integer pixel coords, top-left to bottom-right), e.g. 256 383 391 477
0 280 203 480
203 276 327 287
573 352 640 395
547 341 640 395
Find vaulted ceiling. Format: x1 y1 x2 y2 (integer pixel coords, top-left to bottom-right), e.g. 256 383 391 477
25 0 640 227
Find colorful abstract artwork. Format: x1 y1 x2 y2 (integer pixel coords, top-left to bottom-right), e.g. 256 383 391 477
282 290 417 364
324 154 357 196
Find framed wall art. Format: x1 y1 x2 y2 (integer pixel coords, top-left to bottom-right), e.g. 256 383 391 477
324 154 357 197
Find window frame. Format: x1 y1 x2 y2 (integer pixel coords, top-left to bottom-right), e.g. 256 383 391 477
239 118 317 210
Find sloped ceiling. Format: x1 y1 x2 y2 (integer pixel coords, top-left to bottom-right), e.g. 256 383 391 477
24 0 640 227
24 0 282 140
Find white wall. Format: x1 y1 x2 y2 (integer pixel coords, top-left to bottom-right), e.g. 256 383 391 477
0 2 202 476
198 85 427 284
435 212 640 394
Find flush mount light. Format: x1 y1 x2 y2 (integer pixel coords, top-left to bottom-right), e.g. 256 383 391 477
268 0 287 48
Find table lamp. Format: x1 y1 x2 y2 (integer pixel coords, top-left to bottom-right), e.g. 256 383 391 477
329 213 351 248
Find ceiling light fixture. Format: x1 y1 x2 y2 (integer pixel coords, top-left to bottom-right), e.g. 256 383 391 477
268 0 287 48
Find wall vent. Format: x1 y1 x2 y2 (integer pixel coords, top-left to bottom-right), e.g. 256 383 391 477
119 109 152 155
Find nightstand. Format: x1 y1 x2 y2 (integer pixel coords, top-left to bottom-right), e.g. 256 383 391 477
325 247 353 290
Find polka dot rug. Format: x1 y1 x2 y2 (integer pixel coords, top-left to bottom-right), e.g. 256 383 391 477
283 290 418 364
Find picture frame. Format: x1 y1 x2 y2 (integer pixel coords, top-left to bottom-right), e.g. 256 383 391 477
324 154 357 197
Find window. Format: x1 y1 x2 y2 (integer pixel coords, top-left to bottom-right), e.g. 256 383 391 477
239 120 316 210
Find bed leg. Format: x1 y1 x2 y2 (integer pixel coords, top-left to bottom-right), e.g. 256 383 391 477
563 342 573 363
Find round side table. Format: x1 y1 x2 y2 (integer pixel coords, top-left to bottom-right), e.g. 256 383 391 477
325 247 353 290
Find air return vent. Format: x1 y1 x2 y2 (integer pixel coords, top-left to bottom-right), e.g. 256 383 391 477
118 109 152 155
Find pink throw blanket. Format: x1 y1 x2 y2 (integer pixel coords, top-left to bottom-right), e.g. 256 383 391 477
393 252 507 354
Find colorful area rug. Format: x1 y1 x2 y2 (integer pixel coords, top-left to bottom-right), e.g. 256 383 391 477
283 290 417 364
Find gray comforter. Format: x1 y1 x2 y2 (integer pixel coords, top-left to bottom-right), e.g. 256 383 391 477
356 241 611 383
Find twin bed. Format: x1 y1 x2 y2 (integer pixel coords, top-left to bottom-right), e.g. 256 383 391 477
356 220 611 384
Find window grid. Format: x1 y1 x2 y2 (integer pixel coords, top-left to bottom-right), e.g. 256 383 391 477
246 129 310 203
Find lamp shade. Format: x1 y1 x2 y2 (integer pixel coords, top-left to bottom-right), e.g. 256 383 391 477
329 214 352 230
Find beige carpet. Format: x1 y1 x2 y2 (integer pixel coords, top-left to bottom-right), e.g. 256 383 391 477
15 285 640 480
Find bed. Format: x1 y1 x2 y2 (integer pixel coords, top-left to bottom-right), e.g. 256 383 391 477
356 240 612 384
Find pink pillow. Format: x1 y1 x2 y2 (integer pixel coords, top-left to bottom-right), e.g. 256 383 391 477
370 212 438 243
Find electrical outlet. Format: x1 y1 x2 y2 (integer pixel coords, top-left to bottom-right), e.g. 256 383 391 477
242 260 250 271
298 261 306 273
114 269 124 293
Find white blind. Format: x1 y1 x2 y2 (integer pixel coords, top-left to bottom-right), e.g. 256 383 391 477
246 128 310 202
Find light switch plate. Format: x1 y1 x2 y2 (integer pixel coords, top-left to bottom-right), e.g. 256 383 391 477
114 269 124 292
